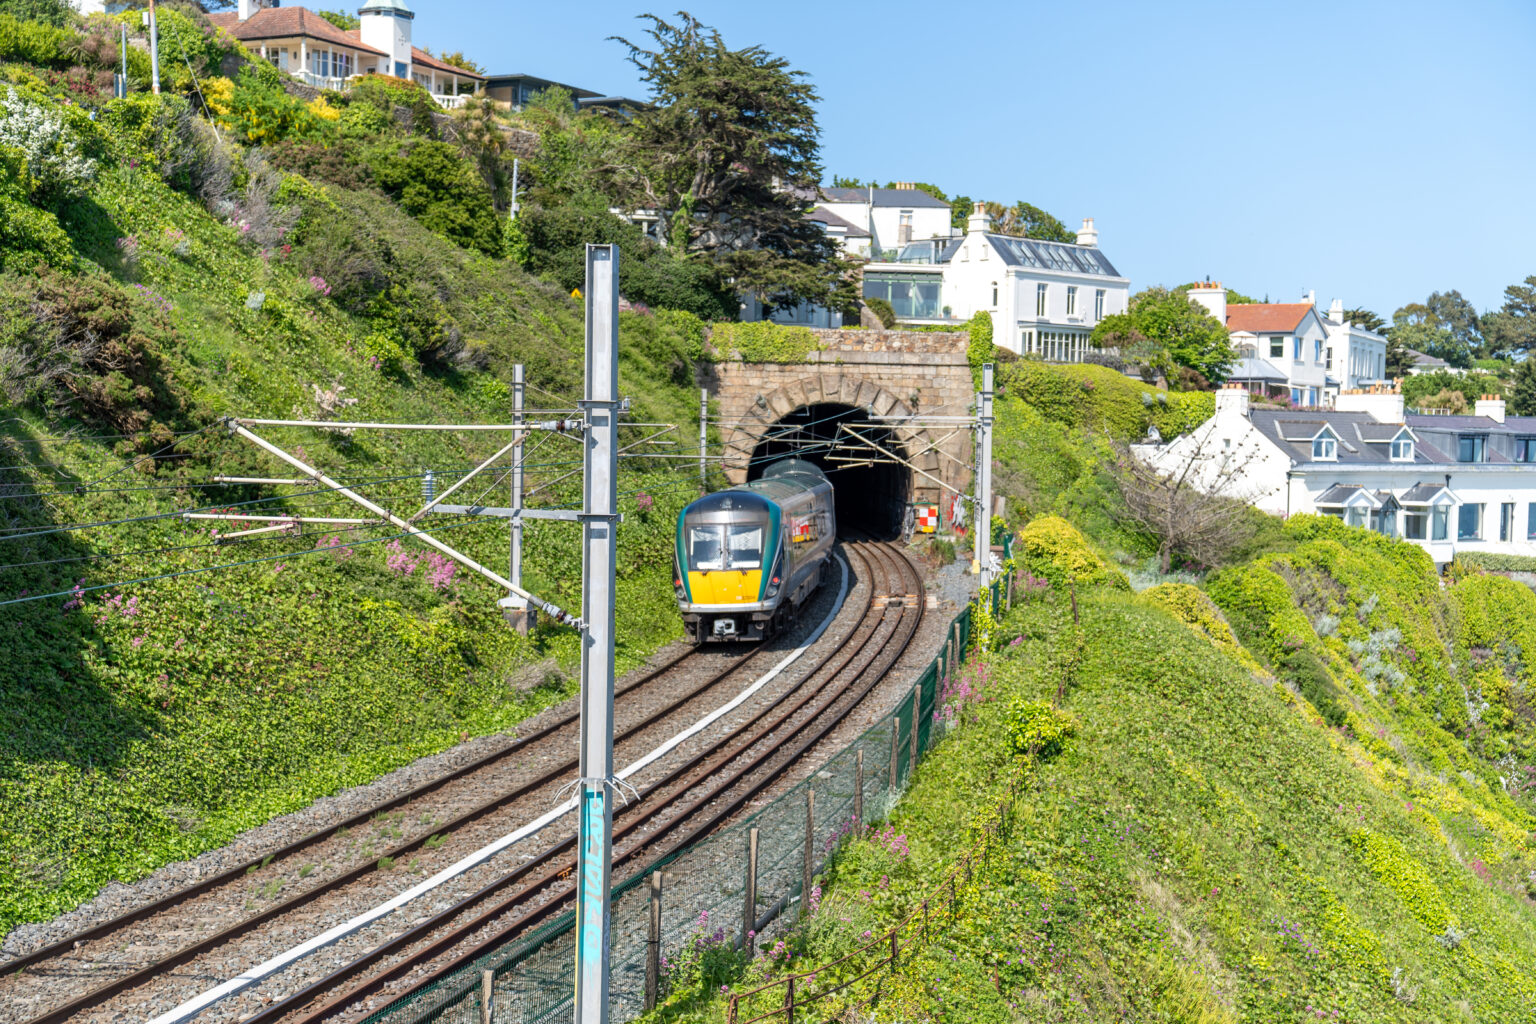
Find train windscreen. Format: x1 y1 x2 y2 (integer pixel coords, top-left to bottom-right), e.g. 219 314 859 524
688 526 725 570
726 524 764 568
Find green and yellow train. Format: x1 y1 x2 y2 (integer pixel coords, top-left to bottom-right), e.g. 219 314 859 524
673 459 836 642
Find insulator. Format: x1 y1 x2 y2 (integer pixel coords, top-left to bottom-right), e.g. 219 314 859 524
421 468 435 503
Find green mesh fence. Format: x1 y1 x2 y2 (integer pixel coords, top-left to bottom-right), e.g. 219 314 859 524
361 577 1004 1024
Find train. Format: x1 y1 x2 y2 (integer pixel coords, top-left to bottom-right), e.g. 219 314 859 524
673 459 837 643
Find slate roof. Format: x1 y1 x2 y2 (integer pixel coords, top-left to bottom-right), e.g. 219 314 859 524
808 205 870 238
402 45 485 79
1399 482 1453 503
1249 410 1437 465
208 9 387 55
1226 303 1314 333
819 187 951 209
1407 348 1449 369
983 235 1121 277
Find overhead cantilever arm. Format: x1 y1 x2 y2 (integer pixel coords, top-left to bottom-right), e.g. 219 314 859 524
227 419 579 627
837 423 969 500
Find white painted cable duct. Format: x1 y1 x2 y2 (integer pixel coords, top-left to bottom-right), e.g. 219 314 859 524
147 554 850 1024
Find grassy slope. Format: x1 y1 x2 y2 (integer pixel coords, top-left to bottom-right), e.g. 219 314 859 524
0 134 705 933
648 369 1536 1023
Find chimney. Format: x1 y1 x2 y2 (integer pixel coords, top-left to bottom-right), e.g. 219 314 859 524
1475 394 1507 423
967 201 992 235
237 0 265 20
1328 297 1344 323
1076 217 1098 247
893 181 914 190
1215 382 1250 419
1302 289 1316 306
1335 384 1404 423
1186 281 1227 326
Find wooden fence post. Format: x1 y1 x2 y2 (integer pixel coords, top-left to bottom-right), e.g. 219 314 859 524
727 995 739 1024
479 969 495 1024
888 719 899 790
951 620 961 666
909 692 920 765
853 748 864 830
744 827 759 957
785 975 796 1024
644 873 663 1011
890 929 898 972
1069 576 1079 625
803 789 816 912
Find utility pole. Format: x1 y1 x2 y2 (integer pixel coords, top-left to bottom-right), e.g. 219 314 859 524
973 363 994 584
146 0 160 95
500 364 534 633
698 388 708 494
574 244 619 1024
117 23 128 98
508 158 519 220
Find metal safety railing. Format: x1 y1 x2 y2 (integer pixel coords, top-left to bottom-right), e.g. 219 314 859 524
358 570 1011 1024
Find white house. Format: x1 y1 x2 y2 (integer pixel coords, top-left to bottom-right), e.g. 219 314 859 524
1187 288 1330 407
206 0 484 106
816 185 955 260
1322 297 1388 394
1143 384 1536 566
858 206 1130 359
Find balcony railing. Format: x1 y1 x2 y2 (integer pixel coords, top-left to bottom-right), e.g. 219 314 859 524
431 93 470 109
283 69 475 109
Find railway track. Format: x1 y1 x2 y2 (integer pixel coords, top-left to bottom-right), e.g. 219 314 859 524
264 539 924 1024
0 538 922 1024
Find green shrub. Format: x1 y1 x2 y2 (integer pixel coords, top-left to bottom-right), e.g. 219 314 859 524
369 139 502 256
0 86 96 203
218 65 327 146
0 0 74 28
0 145 72 269
1450 550 1536 573
864 295 895 328
1018 514 1128 590
1140 582 1260 671
1005 698 1077 758
0 11 73 67
708 320 819 362
966 309 993 387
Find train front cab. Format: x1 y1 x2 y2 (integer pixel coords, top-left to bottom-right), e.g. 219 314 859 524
675 492 780 642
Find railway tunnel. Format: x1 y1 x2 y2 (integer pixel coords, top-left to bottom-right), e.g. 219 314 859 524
745 403 912 540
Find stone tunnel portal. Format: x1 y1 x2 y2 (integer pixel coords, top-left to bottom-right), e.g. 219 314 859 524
745 403 912 540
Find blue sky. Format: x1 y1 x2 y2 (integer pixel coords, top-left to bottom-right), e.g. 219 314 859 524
420 0 1535 318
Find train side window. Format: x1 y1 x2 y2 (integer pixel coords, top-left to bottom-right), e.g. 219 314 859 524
689 526 724 570
728 525 763 568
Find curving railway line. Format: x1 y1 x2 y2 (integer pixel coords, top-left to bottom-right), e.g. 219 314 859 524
0 538 925 1024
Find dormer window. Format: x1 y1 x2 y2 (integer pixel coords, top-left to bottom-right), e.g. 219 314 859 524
1458 435 1487 463
1312 433 1338 461
1390 431 1414 461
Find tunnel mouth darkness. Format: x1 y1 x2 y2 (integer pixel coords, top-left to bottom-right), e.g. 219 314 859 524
746 402 912 540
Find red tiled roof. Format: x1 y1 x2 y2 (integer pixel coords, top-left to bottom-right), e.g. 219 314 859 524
208 9 387 57
1225 303 1314 334
407 47 486 80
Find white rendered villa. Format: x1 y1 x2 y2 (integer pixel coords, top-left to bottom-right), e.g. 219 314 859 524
1143 384 1536 565
206 0 483 106
859 205 1130 359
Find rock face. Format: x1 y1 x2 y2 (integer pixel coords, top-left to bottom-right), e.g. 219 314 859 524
704 328 975 507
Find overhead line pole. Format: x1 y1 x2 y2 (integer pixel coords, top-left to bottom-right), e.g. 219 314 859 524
503 363 532 632
974 363 994 583
699 388 709 494
574 244 619 1024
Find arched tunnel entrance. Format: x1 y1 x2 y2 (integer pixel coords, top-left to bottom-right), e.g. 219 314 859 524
746 403 912 539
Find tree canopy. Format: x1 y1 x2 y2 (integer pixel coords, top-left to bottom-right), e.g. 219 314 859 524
983 200 1074 243
1341 307 1386 333
610 12 852 313
315 9 359 31
1388 289 1483 367
1481 275 1536 358
1091 286 1232 386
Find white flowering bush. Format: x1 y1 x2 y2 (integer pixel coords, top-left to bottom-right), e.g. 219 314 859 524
0 88 97 201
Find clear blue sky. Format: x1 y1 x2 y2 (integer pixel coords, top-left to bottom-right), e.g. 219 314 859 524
421 0 1535 318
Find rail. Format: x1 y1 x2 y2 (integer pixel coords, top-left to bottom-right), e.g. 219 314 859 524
360 553 1009 1024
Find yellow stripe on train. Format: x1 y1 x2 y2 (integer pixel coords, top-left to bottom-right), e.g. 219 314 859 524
686 570 763 605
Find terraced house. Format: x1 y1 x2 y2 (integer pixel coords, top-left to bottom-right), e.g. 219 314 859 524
207 0 484 106
1144 384 1536 565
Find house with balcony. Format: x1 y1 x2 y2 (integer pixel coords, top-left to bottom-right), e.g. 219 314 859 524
1141 384 1536 566
1322 298 1388 395
856 205 1130 359
208 0 483 106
